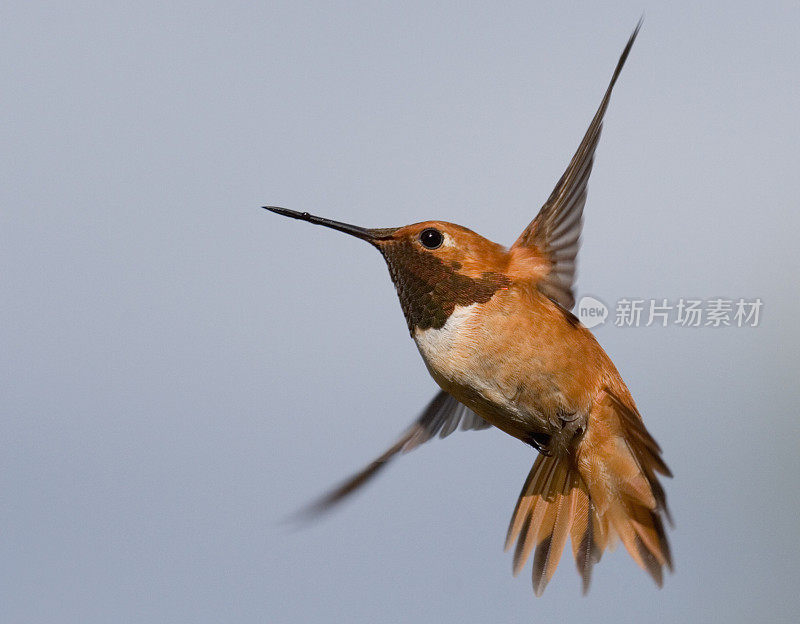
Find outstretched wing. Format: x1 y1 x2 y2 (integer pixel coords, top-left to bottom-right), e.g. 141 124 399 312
295 390 491 519
512 22 641 310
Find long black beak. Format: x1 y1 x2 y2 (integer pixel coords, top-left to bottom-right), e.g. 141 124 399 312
264 206 393 243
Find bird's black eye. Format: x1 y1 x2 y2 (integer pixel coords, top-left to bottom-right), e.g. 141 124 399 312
419 228 444 249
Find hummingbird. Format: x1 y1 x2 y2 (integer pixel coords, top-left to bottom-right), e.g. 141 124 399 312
265 22 671 596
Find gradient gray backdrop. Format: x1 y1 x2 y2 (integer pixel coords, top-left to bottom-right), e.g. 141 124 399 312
2 2 798 623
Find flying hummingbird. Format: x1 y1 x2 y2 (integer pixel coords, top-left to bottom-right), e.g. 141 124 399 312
265 23 671 596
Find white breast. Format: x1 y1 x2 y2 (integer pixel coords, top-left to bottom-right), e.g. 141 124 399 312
412 302 525 432
412 303 478 382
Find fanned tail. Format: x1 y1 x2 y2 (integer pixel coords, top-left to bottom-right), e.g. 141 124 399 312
505 454 609 595
505 387 671 595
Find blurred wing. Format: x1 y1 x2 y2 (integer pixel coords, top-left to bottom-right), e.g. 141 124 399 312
294 390 491 519
512 22 641 310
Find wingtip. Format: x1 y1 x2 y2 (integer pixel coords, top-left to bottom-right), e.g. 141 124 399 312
629 16 644 48
278 501 325 531
613 19 643 80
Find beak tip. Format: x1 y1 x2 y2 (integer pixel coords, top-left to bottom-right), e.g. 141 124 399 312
263 206 305 220
262 206 376 242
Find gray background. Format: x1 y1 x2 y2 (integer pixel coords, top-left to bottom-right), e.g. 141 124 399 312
2 2 798 623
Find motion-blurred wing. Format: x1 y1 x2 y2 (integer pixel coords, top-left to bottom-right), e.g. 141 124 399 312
295 391 491 518
512 23 640 310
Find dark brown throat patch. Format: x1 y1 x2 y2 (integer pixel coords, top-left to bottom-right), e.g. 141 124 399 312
378 240 510 333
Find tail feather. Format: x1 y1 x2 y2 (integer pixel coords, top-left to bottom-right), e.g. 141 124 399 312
570 491 603 593
508 455 611 595
578 388 673 584
504 458 543 552
508 455 560 575
531 470 577 595
570 489 592 592
505 387 671 594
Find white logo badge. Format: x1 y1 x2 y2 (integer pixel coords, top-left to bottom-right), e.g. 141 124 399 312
577 295 608 328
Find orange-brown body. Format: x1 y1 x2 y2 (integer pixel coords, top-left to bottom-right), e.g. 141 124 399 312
399 226 587 438
377 220 672 594
266 22 671 596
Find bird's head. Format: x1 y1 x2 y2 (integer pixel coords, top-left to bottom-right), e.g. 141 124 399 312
264 207 517 333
